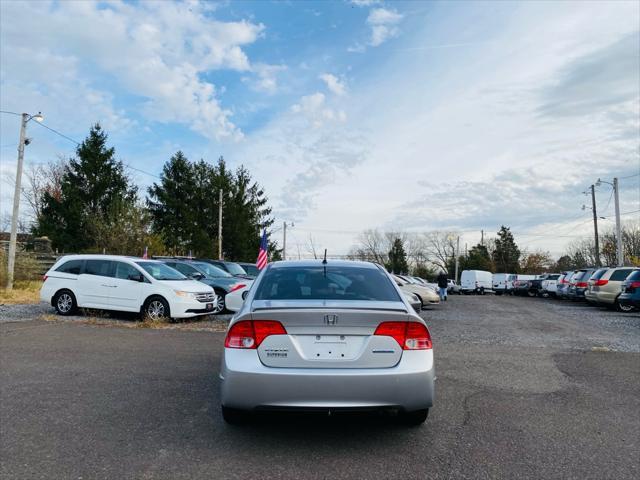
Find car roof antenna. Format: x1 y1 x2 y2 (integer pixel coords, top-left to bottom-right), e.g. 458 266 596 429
322 249 327 276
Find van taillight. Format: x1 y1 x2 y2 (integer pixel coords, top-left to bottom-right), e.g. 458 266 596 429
42 275 48 282
576 282 588 288
374 321 432 350
594 279 608 286
224 320 286 349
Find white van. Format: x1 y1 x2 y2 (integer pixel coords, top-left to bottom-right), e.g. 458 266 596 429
493 273 516 295
41 254 216 320
460 270 493 294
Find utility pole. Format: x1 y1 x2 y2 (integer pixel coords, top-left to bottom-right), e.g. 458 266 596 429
454 236 460 282
590 184 600 267
218 189 223 260
481 229 484 246
7 113 40 290
613 177 623 266
282 221 287 261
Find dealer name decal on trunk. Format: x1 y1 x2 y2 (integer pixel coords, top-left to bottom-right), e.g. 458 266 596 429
265 348 289 358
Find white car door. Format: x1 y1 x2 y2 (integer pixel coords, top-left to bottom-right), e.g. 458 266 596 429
109 261 144 312
77 259 115 309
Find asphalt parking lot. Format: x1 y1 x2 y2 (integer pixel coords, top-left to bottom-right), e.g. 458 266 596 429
1 296 639 479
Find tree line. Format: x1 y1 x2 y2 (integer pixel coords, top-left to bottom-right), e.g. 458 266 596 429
26 124 275 261
348 224 640 280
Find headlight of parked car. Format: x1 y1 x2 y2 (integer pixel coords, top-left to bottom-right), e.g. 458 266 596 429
174 290 197 299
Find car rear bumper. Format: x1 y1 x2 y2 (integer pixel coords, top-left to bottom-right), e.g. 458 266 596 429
618 293 639 308
220 349 435 412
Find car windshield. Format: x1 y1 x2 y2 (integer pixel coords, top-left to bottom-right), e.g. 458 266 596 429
224 262 248 276
255 266 402 302
135 262 187 281
193 262 232 278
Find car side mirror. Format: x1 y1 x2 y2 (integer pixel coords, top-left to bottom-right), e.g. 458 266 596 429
128 273 144 282
241 290 249 300
190 272 204 280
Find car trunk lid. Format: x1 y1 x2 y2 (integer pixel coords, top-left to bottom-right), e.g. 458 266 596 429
249 300 410 369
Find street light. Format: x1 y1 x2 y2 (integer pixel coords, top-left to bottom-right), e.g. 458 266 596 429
5 111 44 290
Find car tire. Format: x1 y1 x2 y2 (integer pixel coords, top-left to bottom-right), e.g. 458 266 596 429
53 289 77 316
213 289 227 314
527 290 537 297
400 408 429 426
222 405 249 425
143 296 171 321
616 299 636 313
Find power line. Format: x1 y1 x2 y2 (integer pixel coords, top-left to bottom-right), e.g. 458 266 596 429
31 120 161 179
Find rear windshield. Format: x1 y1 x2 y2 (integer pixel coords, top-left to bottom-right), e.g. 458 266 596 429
547 274 560 280
626 270 640 282
590 268 609 281
254 266 402 302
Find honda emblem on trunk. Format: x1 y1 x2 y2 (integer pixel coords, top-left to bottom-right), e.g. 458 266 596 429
324 314 338 325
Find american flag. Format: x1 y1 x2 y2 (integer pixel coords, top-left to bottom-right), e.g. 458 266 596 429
256 229 268 270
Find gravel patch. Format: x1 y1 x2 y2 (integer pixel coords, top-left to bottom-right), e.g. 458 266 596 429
0 303 51 323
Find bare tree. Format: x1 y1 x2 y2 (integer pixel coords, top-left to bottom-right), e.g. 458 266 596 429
21 157 66 223
306 234 319 259
423 231 457 273
349 229 389 264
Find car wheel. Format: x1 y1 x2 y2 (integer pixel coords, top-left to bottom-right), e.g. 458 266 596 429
222 405 249 425
213 290 227 314
527 290 537 297
144 296 170 321
616 299 635 313
399 408 429 426
53 290 77 316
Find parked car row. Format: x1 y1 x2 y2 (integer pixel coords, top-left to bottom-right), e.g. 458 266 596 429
41 254 259 319
553 266 638 312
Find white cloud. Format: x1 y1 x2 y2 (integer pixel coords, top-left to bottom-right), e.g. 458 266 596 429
319 73 347 96
366 8 403 46
349 0 381 7
0 0 265 141
291 92 347 128
243 63 287 94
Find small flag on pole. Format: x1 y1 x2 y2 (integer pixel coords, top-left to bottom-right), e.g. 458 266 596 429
256 229 268 270
142 246 148 259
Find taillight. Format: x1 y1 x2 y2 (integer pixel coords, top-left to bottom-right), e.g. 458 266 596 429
229 283 246 293
374 321 432 350
630 281 640 289
42 275 48 282
576 282 588 288
224 320 286 349
594 279 609 286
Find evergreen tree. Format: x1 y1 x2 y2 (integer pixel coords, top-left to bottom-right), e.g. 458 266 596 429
387 238 409 274
147 153 274 260
461 244 494 272
492 225 520 273
147 151 196 254
35 124 137 252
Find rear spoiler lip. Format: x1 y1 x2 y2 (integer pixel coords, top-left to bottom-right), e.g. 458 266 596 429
251 306 409 313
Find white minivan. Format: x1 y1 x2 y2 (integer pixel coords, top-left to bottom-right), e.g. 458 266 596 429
41 255 216 320
460 270 493 294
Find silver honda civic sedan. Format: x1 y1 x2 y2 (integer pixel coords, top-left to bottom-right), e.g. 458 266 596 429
219 260 435 425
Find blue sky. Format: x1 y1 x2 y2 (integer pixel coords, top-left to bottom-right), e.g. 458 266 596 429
1 0 639 257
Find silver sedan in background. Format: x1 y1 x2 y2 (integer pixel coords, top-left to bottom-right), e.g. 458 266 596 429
219 260 435 425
